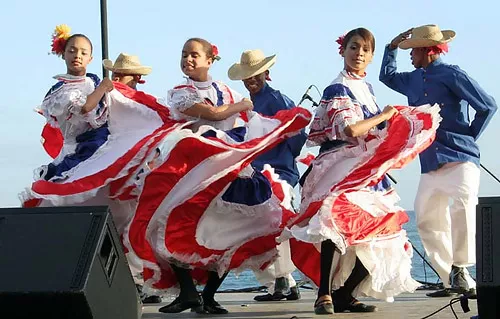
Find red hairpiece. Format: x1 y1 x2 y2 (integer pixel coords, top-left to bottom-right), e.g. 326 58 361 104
51 38 67 56
335 34 346 55
211 44 221 61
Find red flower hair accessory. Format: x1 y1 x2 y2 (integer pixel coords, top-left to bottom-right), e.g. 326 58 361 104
212 44 221 61
335 34 346 55
50 24 72 57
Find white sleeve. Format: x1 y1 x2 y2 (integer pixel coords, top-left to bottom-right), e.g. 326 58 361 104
42 84 86 119
65 81 108 128
167 85 204 113
80 94 109 128
307 95 363 146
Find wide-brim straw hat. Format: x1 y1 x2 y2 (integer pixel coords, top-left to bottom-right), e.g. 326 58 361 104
228 49 276 81
103 53 152 75
399 24 455 50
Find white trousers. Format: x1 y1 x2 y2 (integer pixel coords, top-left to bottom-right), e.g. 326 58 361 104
414 162 479 288
254 240 297 293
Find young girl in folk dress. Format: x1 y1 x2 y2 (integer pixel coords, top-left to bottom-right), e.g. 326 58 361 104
162 37 252 315
21 25 201 307
35 30 113 183
21 25 183 237
285 28 439 315
126 38 311 314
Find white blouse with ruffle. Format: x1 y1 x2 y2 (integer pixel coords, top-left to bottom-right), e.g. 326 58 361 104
167 76 243 131
40 74 108 144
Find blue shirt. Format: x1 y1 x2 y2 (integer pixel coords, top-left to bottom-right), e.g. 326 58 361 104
251 83 307 186
379 45 497 173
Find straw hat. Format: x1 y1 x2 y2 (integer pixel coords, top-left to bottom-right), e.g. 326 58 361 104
399 24 455 50
102 53 152 75
228 50 276 80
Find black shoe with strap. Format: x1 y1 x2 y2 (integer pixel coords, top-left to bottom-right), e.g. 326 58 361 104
159 295 202 313
331 290 377 313
333 297 377 313
314 295 334 315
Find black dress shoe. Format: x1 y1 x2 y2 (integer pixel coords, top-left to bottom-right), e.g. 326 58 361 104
254 291 288 301
135 284 162 304
426 288 458 298
159 296 202 313
254 286 301 301
193 299 228 314
463 288 477 299
286 286 301 300
254 293 278 301
333 298 377 313
142 295 162 304
450 266 470 292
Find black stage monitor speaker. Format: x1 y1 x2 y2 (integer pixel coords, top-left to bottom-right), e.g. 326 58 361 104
476 197 500 319
0 206 141 319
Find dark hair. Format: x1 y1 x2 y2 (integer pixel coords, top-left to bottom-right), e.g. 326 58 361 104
342 28 375 53
64 34 93 53
185 37 215 60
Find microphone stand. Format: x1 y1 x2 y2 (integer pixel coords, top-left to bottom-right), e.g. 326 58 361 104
386 173 398 184
480 163 500 184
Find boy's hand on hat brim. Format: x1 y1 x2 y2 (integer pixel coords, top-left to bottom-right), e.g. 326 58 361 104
390 28 413 49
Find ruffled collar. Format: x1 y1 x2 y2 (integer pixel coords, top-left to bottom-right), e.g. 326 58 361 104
341 70 367 80
185 75 213 89
52 73 88 83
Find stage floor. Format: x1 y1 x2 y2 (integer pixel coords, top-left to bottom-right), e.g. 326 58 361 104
141 289 477 319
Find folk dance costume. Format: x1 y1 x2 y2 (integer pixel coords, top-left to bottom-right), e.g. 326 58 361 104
284 70 441 301
102 53 162 304
380 25 498 296
24 24 171 305
125 76 311 295
249 83 306 300
225 49 306 301
20 74 186 234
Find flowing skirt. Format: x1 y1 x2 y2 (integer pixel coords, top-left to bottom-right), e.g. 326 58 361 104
285 104 441 301
125 107 312 295
20 83 186 221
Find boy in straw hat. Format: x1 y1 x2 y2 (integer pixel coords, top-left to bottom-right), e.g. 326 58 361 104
380 24 497 298
103 53 152 90
103 53 161 304
228 49 307 302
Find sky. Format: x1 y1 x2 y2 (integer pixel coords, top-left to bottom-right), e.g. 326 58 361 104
1 0 499 209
